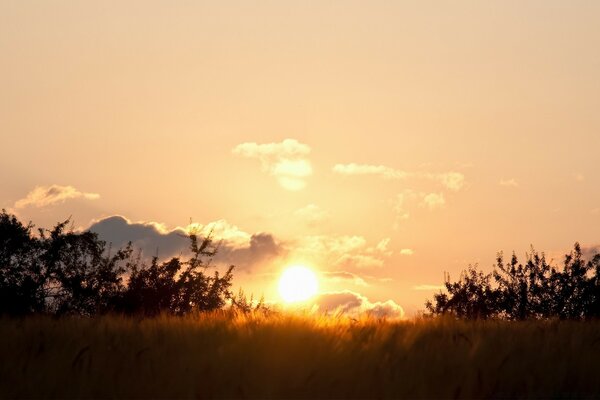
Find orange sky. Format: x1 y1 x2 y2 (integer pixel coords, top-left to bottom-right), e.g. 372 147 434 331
2 1 600 315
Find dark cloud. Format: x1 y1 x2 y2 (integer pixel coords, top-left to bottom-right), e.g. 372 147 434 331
88 216 285 270
89 216 187 257
315 291 363 314
215 233 285 270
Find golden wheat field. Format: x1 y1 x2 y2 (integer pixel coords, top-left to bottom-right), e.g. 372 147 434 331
1 313 599 399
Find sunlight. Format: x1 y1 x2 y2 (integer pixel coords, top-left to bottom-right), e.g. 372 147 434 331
278 265 319 303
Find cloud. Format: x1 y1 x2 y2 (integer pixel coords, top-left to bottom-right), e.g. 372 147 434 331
232 139 312 191
294 204 330 226
574 173 585 182
14 185 100 209
322 271 368 286
499 178 519 187
579 244 600 262
413 284 446 291
87 215 392 274
292 234 392 270
332 163 465 191
88 216 189 257
335 254 384 269
313 290 404 319
216 232 284 269
436 172 465 191
88 215 284 270
399 248 414 256
421 193 445 210
393 190 416 223
332 163 408 179
393 190 448 227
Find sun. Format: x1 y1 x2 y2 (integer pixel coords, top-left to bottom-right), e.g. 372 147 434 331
278 265 318 303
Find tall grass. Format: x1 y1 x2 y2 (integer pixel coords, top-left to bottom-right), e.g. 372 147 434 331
1 313 599 398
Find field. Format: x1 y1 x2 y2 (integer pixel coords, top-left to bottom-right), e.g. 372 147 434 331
1 313 599 399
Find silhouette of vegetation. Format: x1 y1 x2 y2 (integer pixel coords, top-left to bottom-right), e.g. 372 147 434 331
426 243 600 319
0 210 234 317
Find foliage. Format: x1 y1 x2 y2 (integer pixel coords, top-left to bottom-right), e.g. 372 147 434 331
426 243 600 320
0 210 234 317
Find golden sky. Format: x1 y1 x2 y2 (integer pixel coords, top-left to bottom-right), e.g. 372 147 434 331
2 1 600 315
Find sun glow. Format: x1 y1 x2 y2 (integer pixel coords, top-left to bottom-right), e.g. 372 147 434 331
278 265 318 303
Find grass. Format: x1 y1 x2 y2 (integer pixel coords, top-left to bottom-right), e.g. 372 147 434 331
1 312 600 399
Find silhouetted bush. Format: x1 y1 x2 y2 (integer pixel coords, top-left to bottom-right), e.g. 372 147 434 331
116 233 234 316
426 243 600 320
0 210 234 317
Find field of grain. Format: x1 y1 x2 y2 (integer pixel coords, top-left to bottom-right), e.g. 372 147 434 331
1 313 599 399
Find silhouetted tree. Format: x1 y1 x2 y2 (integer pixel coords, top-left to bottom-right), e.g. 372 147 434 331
425 266 500 319
426 243 600 320
39 220 131 316
0 210 235 317
0 211 45 315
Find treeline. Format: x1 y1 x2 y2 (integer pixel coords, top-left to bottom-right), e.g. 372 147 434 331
0 210 235 317
426 244 600 319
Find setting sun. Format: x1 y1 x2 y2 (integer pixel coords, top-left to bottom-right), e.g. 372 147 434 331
278 265 318 303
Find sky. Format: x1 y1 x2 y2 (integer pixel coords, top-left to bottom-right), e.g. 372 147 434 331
2 1 600 316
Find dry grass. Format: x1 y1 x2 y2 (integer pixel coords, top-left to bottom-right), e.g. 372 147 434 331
1 312 599 399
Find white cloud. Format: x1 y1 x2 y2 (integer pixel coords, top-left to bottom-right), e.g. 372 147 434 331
421 193 445 210
14 185 100 209
232 139 312 191
499 178 519 187
313 290 404 319
400 248 414 256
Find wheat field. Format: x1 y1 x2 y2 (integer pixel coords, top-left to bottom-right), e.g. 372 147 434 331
1 313 599 399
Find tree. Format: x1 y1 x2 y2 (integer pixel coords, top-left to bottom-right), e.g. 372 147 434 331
0 210 236 317
425 266 500 319
0 210 45 315
426 243 600 320
115 232 234 316
39 220 130 316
